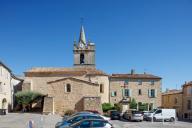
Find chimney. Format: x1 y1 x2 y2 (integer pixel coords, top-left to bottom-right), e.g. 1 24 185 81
131 69 135 75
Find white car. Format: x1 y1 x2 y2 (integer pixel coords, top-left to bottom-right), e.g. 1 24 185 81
147 108 176 122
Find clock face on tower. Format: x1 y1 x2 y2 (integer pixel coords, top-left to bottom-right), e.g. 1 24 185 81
79 43 84 48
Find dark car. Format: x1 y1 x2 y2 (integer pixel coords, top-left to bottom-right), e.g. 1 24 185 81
55 114 104 128
68 119 113 128
110 110 121 120
85 110 100 114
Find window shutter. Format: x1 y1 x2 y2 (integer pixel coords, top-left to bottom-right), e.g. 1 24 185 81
129 89 132 97
111 92 114 97
122 89 125 97
148 89 151 97
155 89 157 97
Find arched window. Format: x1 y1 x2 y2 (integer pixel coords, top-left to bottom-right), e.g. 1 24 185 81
65 84 71 93
80 53 85 64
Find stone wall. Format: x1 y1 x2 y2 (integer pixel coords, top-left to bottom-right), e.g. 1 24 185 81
83 97 103 114
182 84 192 120
47 78 100 115
43 97 54 115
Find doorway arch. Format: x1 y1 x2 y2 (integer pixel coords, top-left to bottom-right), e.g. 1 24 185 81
2 98 7 109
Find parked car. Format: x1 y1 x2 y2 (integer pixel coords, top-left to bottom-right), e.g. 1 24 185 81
146 108 176 122
85 110 100 114
63 111 93 120
55 114 104 128
123 110 143 121
143 111 152 120
109 110 121 120
67 119 113 128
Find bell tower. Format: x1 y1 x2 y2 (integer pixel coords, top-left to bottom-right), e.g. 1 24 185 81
73 26 96 68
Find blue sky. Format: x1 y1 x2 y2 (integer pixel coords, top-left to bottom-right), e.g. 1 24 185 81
0 0 192 90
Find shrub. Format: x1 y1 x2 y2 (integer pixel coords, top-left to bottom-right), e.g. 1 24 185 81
114 103 121 111
102 103 114 112
138 103 148 111
65 110 75 116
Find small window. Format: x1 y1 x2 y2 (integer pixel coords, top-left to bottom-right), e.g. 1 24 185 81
124 80 129 85
100 84 104 93
111 91 117 97
174 98 178 104
138 80 142 85
65 84 71 93
124 89 129 97
138 89 142 95
150 89 155 98
80 53 85 64
151 80 155 85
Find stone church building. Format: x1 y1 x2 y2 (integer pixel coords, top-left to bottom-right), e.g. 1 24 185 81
22 26 109 115
22 26 162 115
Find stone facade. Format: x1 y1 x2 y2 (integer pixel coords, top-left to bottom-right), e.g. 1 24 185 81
23 68 108 115
110 71 162 111
162 90 183 119
182 82 192 120
0 61 22 112
47 77 100 115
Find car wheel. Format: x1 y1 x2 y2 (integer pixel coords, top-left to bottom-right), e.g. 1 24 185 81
170 117 175 122
153 117 156 122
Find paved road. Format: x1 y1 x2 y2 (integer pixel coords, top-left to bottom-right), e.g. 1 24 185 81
0 113 62 128
110 119 192 128
0 113 191 128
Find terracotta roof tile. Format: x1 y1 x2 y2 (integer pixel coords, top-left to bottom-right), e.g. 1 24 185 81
24 67 108 77
162 90 182 95
111 73 161 79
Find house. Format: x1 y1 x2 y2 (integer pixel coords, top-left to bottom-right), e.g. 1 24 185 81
0 61 22 112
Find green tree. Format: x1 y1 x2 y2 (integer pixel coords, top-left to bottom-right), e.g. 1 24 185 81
15 91 43 107
129 98 137 109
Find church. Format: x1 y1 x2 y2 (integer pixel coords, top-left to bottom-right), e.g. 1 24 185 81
22 25 162 115
22 26 109 115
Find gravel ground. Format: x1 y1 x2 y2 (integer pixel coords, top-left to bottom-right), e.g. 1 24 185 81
0 113 191 128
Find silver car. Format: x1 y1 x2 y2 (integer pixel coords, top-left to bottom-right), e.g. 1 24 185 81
67 119 113 128
123 110 143 121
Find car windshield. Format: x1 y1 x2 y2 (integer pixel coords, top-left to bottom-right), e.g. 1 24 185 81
150 109 157 113
111 111 118 114
132 111 142 114
66 115 83 123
